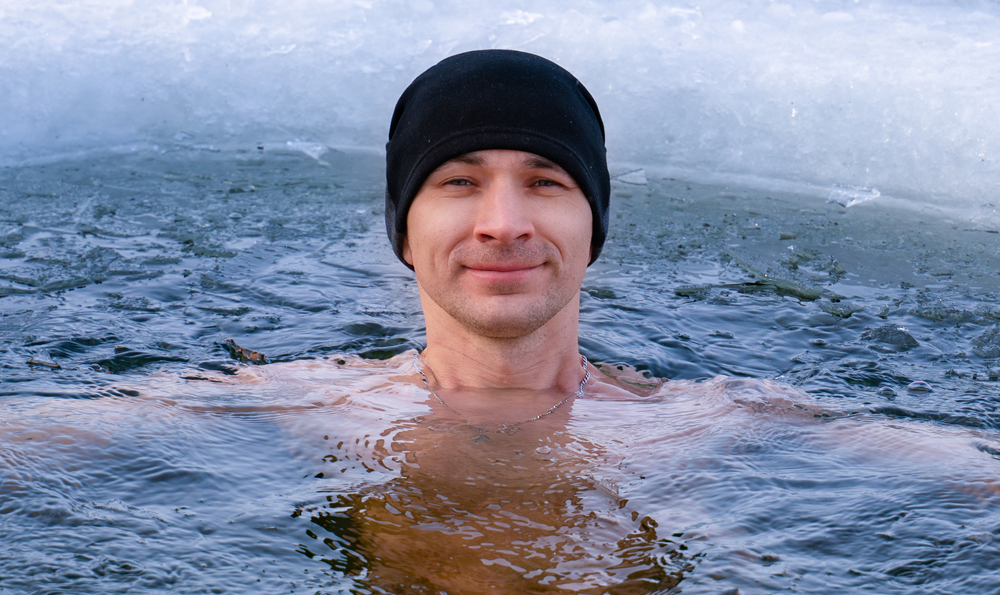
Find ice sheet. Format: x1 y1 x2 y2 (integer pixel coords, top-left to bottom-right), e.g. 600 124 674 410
1 0 998 217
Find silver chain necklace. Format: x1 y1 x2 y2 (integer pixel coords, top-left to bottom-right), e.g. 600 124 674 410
413 353 590 438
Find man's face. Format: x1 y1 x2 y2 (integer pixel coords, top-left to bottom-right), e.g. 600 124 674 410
403 149 593 339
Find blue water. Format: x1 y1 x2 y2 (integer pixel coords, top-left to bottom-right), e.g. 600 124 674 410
1 148 999 593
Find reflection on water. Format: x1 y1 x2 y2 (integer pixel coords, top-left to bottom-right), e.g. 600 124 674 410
3 355 999 593
303 419 689 592
294 365 691 593
1 148 1000 593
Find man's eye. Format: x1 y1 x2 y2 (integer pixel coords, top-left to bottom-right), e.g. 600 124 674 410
533 179 561 187
444 179 472 186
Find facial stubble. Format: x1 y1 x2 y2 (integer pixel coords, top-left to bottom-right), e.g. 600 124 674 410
422 243 581 340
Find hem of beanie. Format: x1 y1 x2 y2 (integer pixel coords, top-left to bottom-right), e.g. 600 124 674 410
395 127 601 218
399 128 599 211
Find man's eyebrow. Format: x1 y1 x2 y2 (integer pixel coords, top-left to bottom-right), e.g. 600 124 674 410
444 154 486 167
520 155 562 171
437 153 564 171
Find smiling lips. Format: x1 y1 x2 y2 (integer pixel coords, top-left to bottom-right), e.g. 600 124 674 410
463 262 543 283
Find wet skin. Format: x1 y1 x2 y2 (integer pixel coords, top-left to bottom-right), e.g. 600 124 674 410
402 149 594 395
402 149 592 342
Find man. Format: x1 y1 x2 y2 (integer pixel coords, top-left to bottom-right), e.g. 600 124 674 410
297 50 691 593
384 49 617 428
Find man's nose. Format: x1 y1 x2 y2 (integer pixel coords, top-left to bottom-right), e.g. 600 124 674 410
473 179 535 244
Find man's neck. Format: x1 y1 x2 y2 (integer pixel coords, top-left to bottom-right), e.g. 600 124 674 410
418 295 585 393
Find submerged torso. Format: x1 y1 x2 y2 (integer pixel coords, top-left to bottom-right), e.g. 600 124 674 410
3 352 999 594
238 354 704 593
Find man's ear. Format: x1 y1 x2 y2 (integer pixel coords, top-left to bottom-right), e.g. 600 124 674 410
401 234 413 266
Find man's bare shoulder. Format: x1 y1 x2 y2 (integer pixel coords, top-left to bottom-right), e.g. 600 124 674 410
588 363 816 411
232 351 419 386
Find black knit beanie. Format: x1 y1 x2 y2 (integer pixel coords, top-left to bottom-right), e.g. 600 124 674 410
385 49 610 268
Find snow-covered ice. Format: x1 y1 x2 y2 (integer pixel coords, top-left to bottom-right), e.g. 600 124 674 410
1 0 998 218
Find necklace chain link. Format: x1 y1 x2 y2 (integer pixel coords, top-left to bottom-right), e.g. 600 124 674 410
413 353 590 434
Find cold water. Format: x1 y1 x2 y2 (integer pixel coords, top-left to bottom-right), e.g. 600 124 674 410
3 0 1000 592
1 148 998 593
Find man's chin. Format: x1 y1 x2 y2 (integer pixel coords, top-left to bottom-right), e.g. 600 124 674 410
468 322 543 339
445 301 559 339
459 276 543 296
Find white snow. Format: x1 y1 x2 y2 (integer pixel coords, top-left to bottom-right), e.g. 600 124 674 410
1 0 998 217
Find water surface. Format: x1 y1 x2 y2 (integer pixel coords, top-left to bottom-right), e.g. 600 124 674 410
1 147 999 593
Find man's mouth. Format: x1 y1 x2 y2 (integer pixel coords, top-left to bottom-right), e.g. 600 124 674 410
462 262 543 283
465 262 541 273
